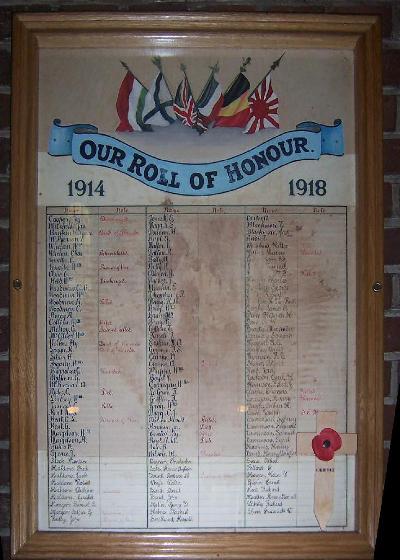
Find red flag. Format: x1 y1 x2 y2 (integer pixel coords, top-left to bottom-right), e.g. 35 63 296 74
116 71 135 132
115 65 150 132
244 74 279 134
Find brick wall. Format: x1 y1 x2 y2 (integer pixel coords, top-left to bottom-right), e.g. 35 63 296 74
0 1 398 557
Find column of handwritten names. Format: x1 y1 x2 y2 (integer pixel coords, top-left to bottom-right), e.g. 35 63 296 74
47 211 100 528
147 209 199 528
245 210 298 527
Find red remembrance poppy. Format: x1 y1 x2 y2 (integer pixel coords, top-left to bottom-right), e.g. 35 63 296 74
312 428 342 461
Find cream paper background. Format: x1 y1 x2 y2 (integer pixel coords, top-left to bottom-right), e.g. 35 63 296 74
37 46 356 532
38 47 355 207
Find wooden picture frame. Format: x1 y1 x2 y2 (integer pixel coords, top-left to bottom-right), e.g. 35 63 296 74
10 12 383 559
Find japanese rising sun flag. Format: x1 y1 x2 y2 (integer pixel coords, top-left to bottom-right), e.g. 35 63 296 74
244 74 279 134
116 63 152 132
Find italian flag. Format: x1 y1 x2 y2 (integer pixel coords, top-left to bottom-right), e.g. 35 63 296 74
116 70 151 132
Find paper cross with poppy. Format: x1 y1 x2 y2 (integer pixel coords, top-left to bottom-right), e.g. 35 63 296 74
312 427 343 461
297 411 357 530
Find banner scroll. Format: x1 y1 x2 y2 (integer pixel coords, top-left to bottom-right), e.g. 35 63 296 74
48 118 344 196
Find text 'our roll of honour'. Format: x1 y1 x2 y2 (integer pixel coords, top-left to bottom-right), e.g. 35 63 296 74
79 135 311 191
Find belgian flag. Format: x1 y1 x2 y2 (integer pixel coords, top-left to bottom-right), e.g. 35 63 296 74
213 58 251 128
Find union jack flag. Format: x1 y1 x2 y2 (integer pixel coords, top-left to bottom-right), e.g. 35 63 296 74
173 71 207 134
244 74 279 134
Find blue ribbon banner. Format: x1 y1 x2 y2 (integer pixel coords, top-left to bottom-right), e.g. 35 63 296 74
48 118 344 196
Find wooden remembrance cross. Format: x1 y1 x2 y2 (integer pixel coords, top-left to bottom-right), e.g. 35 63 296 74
296 411 358 530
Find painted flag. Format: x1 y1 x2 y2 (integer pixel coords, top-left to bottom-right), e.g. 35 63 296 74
244 74 279 134
197 68 224 127
174 73 206 134
213 71 251 128
116 64 151 132
143 71 175 127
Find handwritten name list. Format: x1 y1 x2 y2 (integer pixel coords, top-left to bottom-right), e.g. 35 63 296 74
44 205 349 530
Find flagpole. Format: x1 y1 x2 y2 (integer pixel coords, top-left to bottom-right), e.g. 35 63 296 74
224 57 251 94
176 63 204 135
151 56 174 99
119 60 150 94
179 63 192 97
198 62 219 102
120 60 133 74
250 51 285 95
240 57 252 73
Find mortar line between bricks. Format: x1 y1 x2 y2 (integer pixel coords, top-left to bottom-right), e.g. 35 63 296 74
383 87 400 95
0 528 10 537
384 396 396 405
384 132 400 139
0 352 9 362
384 175 400 183
385 309 400 318
385 352 400 361
384 217 400 228
383 39 400 49
385 265 400 274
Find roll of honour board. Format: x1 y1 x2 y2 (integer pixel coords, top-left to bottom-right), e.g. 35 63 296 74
39 203 355 531
36 45 357 533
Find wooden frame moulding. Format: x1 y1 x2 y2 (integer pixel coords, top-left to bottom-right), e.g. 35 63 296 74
10 12 383 560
